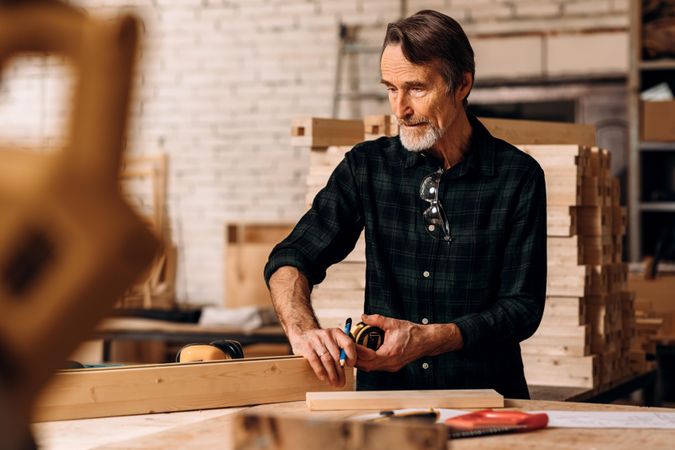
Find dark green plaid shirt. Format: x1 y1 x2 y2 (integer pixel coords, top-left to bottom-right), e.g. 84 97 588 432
265 116 547 399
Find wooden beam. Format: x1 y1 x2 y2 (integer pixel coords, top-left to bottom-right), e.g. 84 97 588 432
291 118 364 148
34 356 353 422
483 118 596 146
305 389 503 411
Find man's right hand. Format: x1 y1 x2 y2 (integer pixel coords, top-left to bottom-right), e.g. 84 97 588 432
288 327 357 388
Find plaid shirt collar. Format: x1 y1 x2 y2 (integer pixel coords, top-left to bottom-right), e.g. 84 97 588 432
400 114 496 178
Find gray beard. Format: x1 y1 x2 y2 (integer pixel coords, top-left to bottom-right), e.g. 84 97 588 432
399 122 444 152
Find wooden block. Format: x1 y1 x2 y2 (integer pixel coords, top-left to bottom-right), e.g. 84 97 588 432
483 119 596 146
589 147 610 178
518 145 591 178
292 118 364 148
234 411 447 450
534 324 589 339
547 206 576 237
581 235 613 265
523 354 599 388
543 296 585 323
521 337 590 356
364 115 398 140
612 206 627 236
34 356 354 422
610 177 621 206
601 176 614 206
547 264 589 297
581 176 603 206
576 206 612 237
548 236 584 266
305 389 503 411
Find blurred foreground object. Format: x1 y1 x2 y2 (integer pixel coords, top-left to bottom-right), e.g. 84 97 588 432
0 1 158 448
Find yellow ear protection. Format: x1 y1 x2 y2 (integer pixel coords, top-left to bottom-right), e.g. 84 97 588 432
176 340 244 363
350 322 385 351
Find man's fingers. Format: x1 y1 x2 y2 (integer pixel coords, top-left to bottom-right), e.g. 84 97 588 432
305 352 328 382
355 344 377 361
319 351 340 386
361 313 391 329
333 328 357 367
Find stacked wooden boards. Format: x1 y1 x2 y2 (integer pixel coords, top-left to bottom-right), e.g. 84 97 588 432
293 118 367 329
293 115 649 389
517 145 644 388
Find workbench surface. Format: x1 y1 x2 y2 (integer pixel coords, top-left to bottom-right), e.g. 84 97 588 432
33 399 675 450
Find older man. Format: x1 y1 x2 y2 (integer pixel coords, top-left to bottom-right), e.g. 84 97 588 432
264 10 546 399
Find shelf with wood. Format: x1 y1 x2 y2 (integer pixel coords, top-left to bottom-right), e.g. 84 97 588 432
627 0 675 261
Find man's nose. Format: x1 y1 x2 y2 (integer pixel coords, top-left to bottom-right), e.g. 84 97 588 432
392 93 412 120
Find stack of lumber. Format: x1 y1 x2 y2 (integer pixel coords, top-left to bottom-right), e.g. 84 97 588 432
293 118 367 329
293 115 647 389
518 145 644 388
117 154 177 309
631 311 662 371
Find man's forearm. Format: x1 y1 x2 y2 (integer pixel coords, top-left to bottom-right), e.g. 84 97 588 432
268 266 320 337
423 323 464 356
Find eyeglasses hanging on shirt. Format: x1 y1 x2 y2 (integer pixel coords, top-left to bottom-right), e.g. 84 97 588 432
420 168 452 242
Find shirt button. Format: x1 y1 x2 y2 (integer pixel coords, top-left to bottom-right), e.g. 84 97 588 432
422 271 430 278
422 362 430 370
421 318 429 325
428 225 435 232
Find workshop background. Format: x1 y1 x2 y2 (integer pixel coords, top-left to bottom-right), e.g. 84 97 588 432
0 0 631 305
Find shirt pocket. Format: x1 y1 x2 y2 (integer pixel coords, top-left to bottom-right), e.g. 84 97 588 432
446 228 505 290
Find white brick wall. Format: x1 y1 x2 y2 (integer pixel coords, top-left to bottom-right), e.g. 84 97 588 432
0 0 629 305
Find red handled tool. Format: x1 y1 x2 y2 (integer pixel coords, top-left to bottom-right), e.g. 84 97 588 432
445 409 548 439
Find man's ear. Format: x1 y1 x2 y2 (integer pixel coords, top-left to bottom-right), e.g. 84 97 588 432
456 72 473 103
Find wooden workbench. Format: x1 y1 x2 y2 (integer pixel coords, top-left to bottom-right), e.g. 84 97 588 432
33 399 675 449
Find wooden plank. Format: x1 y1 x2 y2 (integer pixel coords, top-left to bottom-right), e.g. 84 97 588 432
582 176 604 206
521 338 590 356
547 206 576 236
305 389 503 411
234 411 447 450
544 296 585 318
291 118 364 148
482 118 596 146
523 354 599 388
519 145 592 176
576 206 612 237
533 324 589 339
34 356 354 422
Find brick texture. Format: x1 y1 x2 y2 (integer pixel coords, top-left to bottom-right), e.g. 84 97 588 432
0 0 628 305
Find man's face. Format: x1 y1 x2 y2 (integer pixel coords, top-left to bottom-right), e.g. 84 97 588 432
380 44 466 152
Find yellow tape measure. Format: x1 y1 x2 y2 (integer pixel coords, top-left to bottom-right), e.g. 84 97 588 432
350 322 385 351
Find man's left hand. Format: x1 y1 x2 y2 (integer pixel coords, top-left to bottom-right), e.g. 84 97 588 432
355 313 429 372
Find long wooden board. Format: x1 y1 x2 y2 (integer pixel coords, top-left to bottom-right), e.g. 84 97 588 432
305 389 503 411
34 356 353 422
